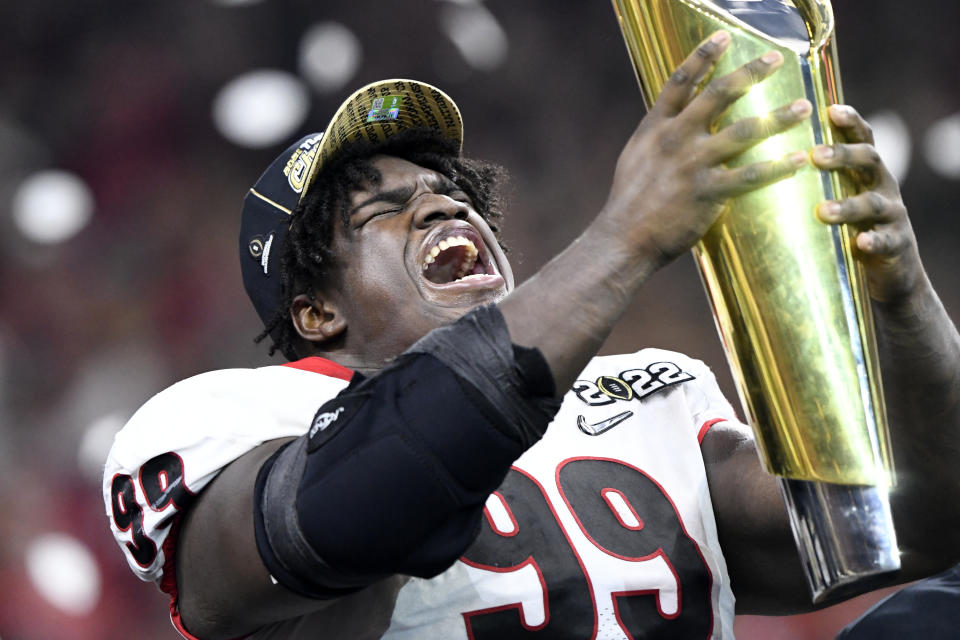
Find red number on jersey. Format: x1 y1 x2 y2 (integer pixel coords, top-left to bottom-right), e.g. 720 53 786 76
461 459 712 638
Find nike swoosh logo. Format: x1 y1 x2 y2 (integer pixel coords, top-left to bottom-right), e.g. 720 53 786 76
577 410 633 436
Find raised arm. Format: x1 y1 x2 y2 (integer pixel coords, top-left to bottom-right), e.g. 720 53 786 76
813 104 960 576
703 105 960 614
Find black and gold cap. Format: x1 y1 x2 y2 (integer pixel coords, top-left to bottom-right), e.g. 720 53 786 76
239 79 464 328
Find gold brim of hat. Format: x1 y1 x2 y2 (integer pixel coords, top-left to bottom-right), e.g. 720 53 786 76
301 79 464 197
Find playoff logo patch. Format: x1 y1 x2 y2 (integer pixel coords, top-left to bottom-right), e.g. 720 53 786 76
247 232 274 275
573 361 695 407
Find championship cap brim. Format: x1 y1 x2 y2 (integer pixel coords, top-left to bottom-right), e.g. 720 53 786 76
304 79 463 194
240 79 464 330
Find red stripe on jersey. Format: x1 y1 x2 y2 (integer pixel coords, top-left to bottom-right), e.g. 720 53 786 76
697 418 725 445
282 356 354 381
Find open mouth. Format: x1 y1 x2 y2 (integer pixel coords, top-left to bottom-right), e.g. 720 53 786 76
420 227 497 285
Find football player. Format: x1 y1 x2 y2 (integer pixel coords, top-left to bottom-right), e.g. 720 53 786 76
104 33 960 639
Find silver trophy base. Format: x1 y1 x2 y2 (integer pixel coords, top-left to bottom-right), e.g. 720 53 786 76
778 477 900 603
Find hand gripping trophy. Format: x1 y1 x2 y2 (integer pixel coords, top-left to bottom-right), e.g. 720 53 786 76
610 0 899 602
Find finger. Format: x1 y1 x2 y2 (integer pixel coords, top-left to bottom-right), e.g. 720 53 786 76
683 50 785 124
854 227 909 257
700 99 812 162
710 151 808 198
828 104 874 144
812 143 890 189
816 191 906 227
653 31 731 118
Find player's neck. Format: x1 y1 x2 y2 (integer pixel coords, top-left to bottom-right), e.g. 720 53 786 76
314 349 386 377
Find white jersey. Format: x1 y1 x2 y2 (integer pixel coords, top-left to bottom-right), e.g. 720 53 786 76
104 350 742 639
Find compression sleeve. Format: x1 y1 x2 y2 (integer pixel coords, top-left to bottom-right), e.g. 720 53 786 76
254 305 561 598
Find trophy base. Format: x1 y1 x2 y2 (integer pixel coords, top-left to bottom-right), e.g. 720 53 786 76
778 477 900 603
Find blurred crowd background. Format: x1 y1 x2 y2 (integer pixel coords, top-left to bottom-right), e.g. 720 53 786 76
1 1 958 638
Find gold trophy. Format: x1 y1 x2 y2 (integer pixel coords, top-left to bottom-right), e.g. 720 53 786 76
610 0 899 601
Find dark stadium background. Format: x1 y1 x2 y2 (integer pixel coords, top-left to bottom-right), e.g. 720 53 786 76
1 1 957 638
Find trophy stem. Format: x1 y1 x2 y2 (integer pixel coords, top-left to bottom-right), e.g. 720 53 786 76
777 477 900 602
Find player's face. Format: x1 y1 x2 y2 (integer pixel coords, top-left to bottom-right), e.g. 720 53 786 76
322 155 514 361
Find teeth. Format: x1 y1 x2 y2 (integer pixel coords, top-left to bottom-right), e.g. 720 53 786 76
454 250 478 280
421 235 482 275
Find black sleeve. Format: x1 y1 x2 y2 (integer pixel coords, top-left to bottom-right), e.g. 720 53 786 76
254 305 561 598
836 564 960 639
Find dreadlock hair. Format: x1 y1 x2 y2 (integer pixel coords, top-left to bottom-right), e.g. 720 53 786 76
255 127 509 361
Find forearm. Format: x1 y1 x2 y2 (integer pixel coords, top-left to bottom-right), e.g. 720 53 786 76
499 215 657 394
875 276 960 568
875 277 960 421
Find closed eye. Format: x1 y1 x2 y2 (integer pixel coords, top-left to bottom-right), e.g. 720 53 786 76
356 206 404 228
